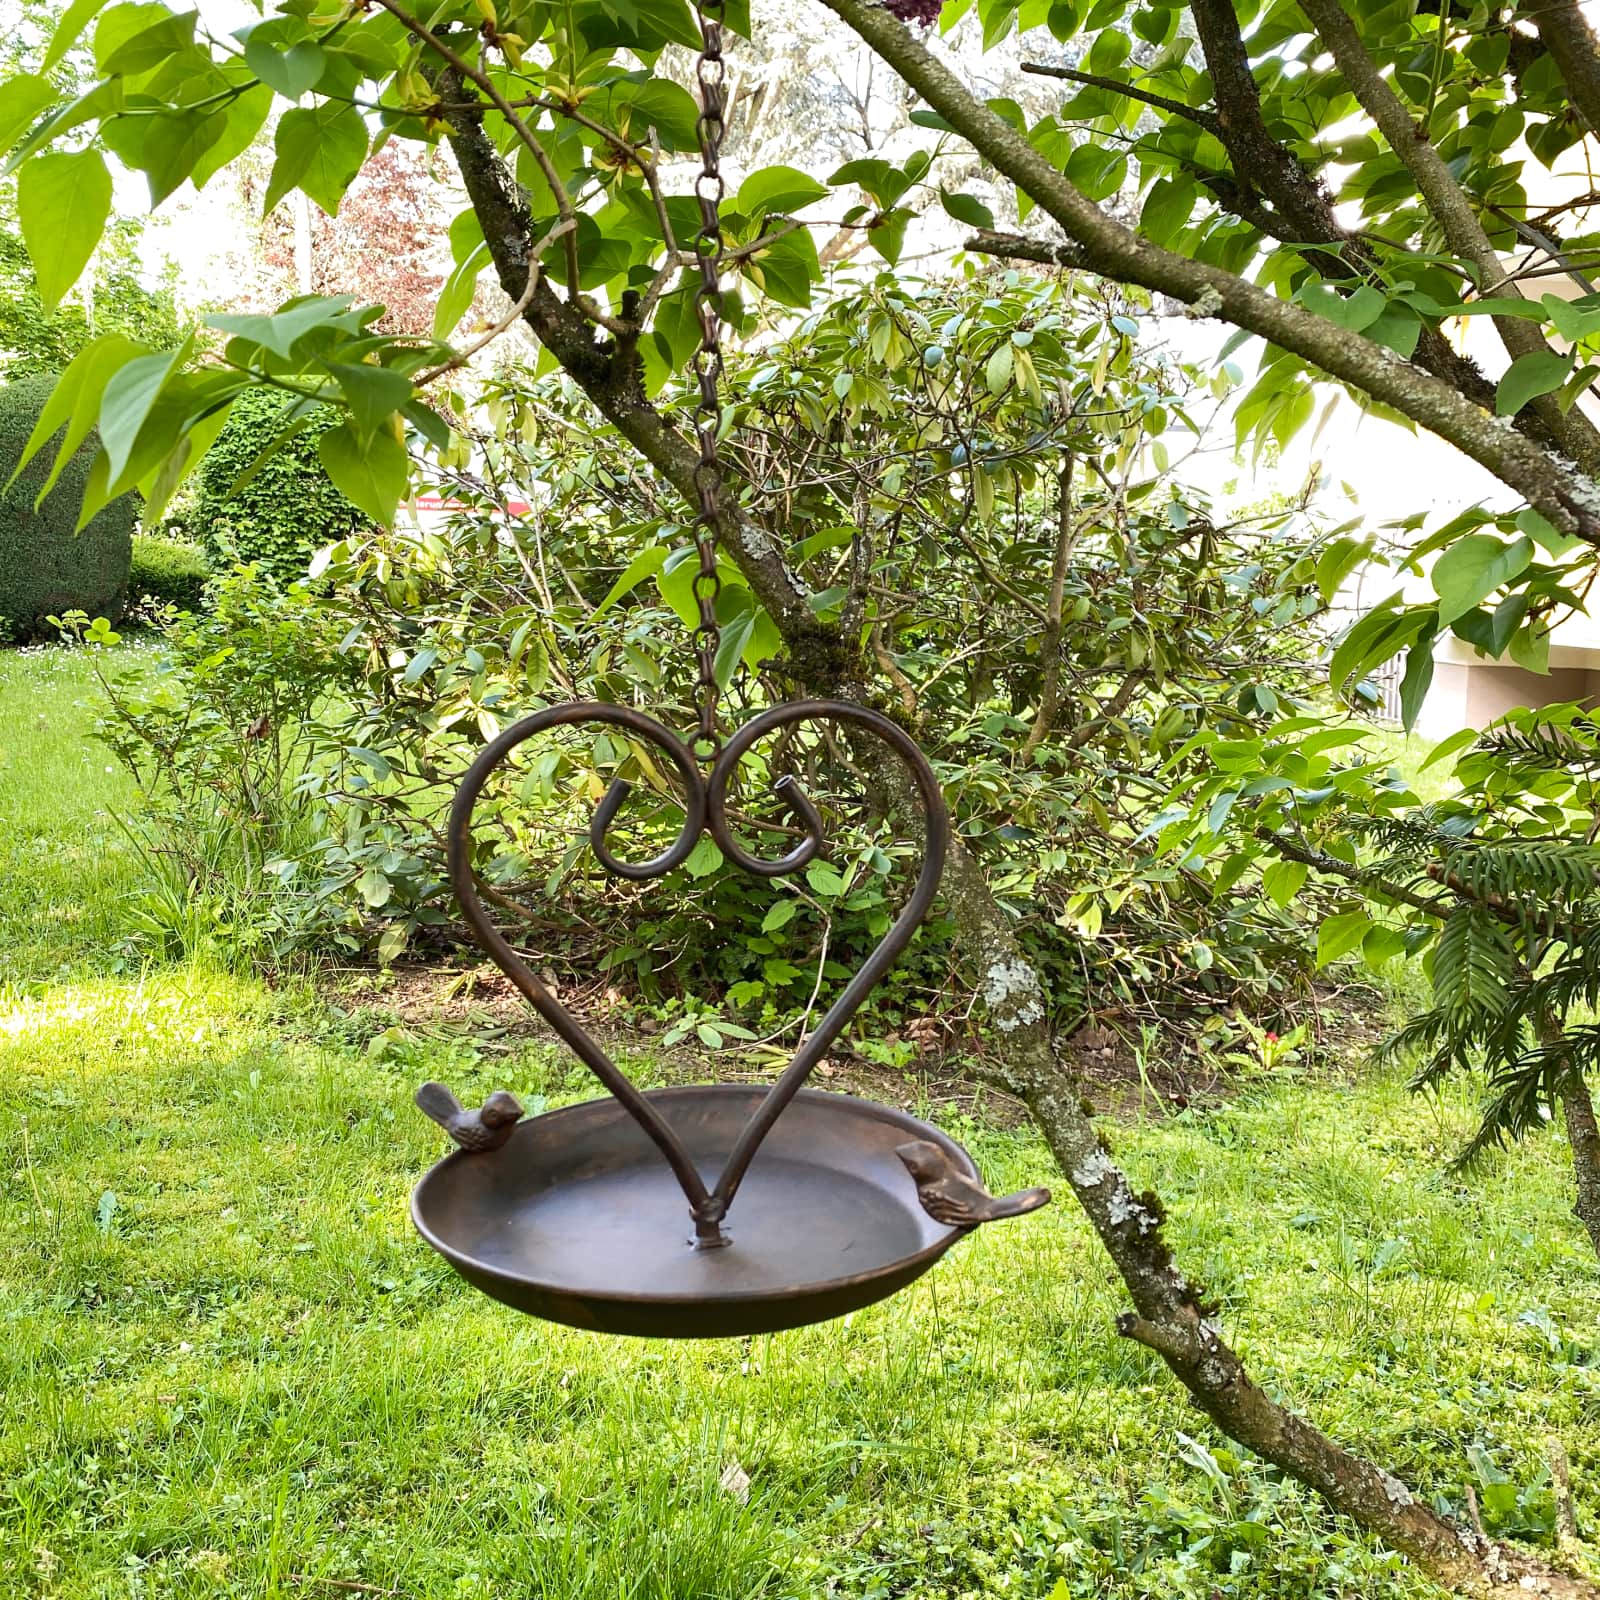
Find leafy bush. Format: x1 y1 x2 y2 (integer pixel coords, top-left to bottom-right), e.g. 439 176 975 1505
80 565 365 965
129 534 209 617
90 277 1333 1053
194 387 371 586
0 373 134 642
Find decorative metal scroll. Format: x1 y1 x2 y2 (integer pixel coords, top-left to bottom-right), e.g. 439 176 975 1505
447 698 950 1250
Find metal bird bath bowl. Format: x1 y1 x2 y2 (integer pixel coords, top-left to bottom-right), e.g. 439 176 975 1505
408 701 1050 1339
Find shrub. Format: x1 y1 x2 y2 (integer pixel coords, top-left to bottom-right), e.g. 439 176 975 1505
194 387 371 585
128 534 210 618
0 373 135 642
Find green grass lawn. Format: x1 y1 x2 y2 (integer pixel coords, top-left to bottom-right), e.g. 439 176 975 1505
3 644 1599 1599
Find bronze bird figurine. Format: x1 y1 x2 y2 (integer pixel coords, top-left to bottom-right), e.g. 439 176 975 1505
895 1139 1051 1228
415 1082 524 1152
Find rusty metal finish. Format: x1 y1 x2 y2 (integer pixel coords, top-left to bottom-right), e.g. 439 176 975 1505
406 0 1049 1339
415 1082 524 1153
894 1140 1052 1228
412 1086 979 1337
444 699 950 1248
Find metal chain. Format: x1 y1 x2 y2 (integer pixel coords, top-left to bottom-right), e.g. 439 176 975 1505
689 0 728 760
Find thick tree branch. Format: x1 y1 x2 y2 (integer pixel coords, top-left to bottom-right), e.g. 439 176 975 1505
1299 0 1600 478
1518 0 1600 139
817 0 1600 546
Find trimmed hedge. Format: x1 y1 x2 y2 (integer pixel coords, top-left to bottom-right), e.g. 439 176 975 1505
130 534 210 614
0 374 134 642
195 388 371 585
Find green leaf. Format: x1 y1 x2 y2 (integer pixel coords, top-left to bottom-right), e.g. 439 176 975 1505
593 545 668 618
317 422 408 525
985 341 1014 395
806 861 846 897
1515 505 1581 559
102 102 229 208
712 606 757 690
265 102 366 216
761 898 799 933
209 294 356 359
744 225 818 308
1065 142 1126 201
433 240 489 340
828 157 907 208
324 362 414 433
1508 619 1550 674
356 865 392 907
1419 726 1477 772
1140 175 1196 245
17 147 111 312
684 836 723 878
1262 860 1307 908
1495 349 1572 415
1431 534 1533 625
11 333 146 498
243 30 326 99
737 164 828 218
1398 626 1436 732
1361 925 1407 968
0 74 55 155
98 342 188 487
1317 909 1373 968
940 188 995 230
44 0 108 71
866 207 912 266
98 5 196 75
1314 535 1373 605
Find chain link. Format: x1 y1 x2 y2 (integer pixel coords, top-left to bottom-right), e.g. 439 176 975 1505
689 0 728 760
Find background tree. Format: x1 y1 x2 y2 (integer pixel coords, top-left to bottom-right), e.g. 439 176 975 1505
8 0 1600 1592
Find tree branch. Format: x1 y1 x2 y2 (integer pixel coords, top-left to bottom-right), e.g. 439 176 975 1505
817 0 1600 545
1299 0 1600 477
1517 0 1600 137
1187 0 1582 461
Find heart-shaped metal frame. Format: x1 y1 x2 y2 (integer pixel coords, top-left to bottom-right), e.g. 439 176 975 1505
445 698 949 1247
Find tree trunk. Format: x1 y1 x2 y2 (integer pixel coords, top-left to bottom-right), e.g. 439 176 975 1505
936 839 1595 1598
1561 1075 1600 1261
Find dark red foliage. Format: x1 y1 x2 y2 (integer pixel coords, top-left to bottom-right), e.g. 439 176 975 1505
883 0 942 23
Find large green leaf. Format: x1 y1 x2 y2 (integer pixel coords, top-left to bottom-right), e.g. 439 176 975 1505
101 101 228 207
1431 534 1533 626
1495 349 1571 416
99 6 197 76
190 83 272 190
737 165 829 219
265 102 367 216
432 240 489 341
1317 908 1373 968
13 333 148 501
210 294 357 359
98 341 189 486
44 0 109 70
324 362 414 432
317 422 408 525
744 226 817 308
940 188 995 230
0 74 55 155
242 24 327 99
593 545 668 618
17 147 112 312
